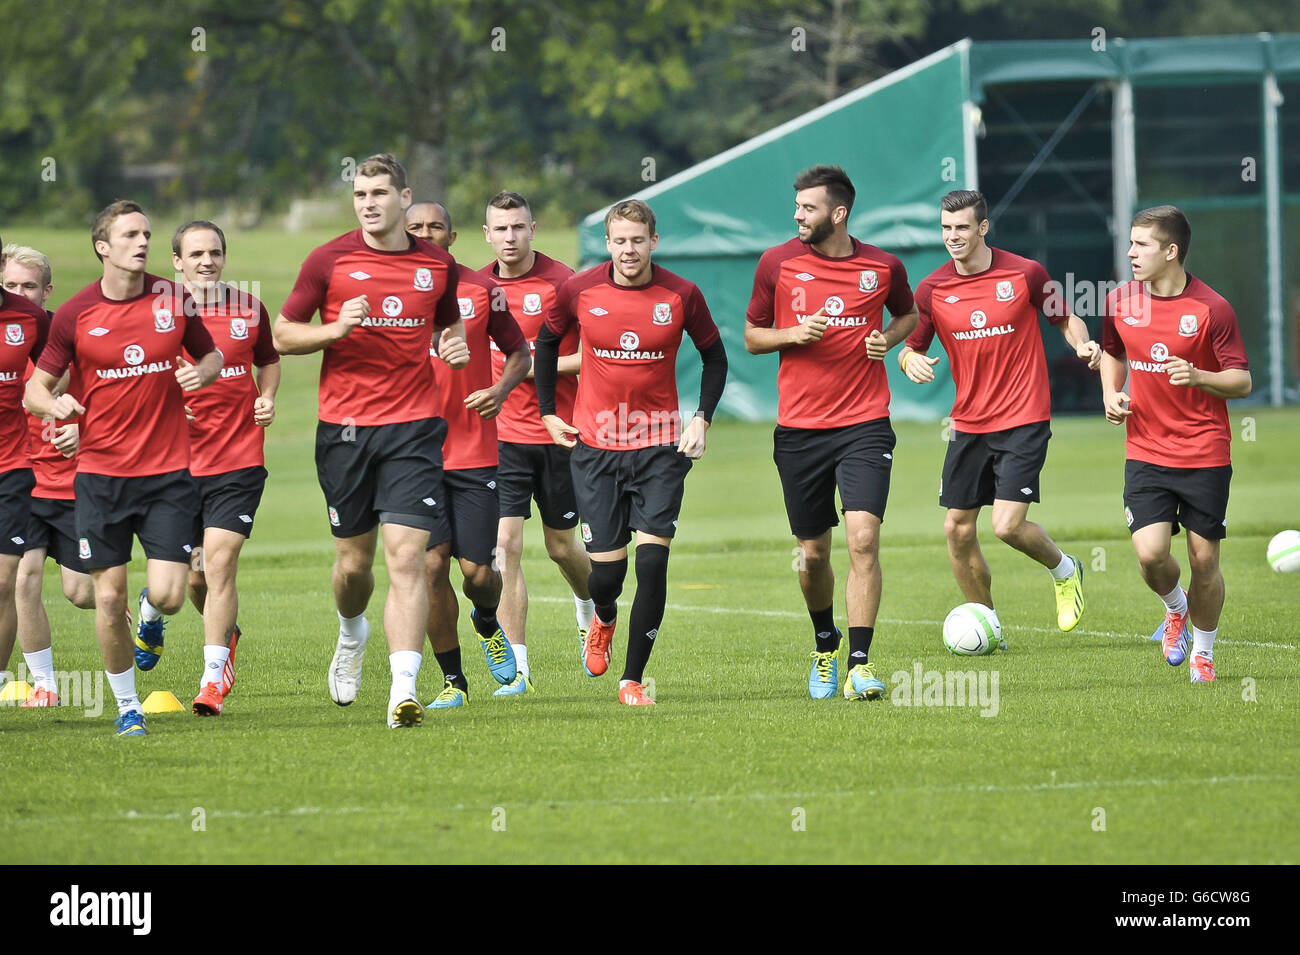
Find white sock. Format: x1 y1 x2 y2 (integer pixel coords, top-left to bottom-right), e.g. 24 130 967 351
575 596 595 632
1159 584 1187 615
1192 626 1216 659
141 594 163 623
106 667 142 715
23 647 56 692
1048 554 1075 580
201 645 230 687
338 612 369 645
513 642 530 678
389 650 421 701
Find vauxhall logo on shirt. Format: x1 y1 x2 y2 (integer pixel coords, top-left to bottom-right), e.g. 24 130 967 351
951 307 1014 341
1128 341 1171 375
797 294 872 328
360 294 426 328
592 329 666 361
97 344 173 379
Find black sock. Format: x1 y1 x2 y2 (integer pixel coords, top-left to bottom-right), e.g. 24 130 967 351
471 604 498 636
588 557 627 624
621 544 669 684
434 649 468 692
847 626 874 666
811 604 838 652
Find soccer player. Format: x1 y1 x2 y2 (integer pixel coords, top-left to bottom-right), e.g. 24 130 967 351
535 198 727 706
273 154 465 728
745 165 917 702
899 190 1098 638
26 200 224 737
482 191 594 692
0 248 51 701
171 220 280 716
1101 206 1250 683
5 245 90 708
405 201 531 706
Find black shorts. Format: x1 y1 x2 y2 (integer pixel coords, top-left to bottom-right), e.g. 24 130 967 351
940 421 1052 510
497 440 580 528
26 495 84 570
1124 460 1231 540
74 469 197 570
570 441 692 552
192 466 268 544
773 418 896 538
432 467 499 566
315 418 451 541
0 468 35 557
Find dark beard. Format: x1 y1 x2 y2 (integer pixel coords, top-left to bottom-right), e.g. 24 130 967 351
799 219 833 245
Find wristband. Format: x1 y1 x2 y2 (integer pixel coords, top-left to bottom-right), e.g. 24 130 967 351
897 346 913 373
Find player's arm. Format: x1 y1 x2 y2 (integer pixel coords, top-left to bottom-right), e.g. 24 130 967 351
434 319 470 371
253 361 281 427
535 325 577 448
25 368 83 421
677 286 729 459
1100 350 1130 425
176 307 223 391
27 310 82 419
744 309 828 354
1164 360 1251 399
465 305 529 419
898 285 940 382
866 304 918 361
1059 314 1101 369
273 296 367 355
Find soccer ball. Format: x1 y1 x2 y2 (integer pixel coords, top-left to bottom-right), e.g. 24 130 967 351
1267 530 1300 573
942 603 1001 656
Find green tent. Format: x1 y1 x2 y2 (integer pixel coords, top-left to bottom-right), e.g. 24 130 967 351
580 34 1300 420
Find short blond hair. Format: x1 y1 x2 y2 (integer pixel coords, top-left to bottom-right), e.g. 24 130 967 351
604 198 656 236
1 243 52 287
356 153 408 191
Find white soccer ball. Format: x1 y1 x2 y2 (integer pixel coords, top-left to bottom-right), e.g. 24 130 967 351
1267 530 1300 573
942 603 1001 656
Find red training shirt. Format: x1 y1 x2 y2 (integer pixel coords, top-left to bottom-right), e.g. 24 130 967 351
747 237 913 429
482 252 578 445
38 276 216 477
1102 276 1249 468
24 309 75 498
907 249 1067 433
280 229 459 426
0 291 48 473
546 263 720 451
183 285 280 476
432 266 527 471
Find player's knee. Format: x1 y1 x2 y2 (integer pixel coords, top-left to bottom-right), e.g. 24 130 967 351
1188 549 1221 580
202 547 239 584
991 514 1022 544
151 586 186 615
67 582 96 610
944 514 976 546
16 562 43 598
462 563 499 603
634 543 670 585
846 527 879 561
543 531 577 564
587 558 627 606
798 540 831 572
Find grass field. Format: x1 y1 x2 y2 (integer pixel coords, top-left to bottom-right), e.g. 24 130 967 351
1 223 1297 864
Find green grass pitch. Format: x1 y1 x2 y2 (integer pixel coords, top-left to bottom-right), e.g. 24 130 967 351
1 227 1296 863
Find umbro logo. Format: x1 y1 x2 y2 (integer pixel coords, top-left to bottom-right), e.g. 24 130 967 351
10 536 23 545
183 544 193 553
89 327 110 336
348 271 371 281
883 453 892 460
1021 487 1032 495
487 481 497 490
422 497 436 506
589 307 608 316
794 272 816 282
944 295 960 304
239 514 252 523
564 511 576 519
